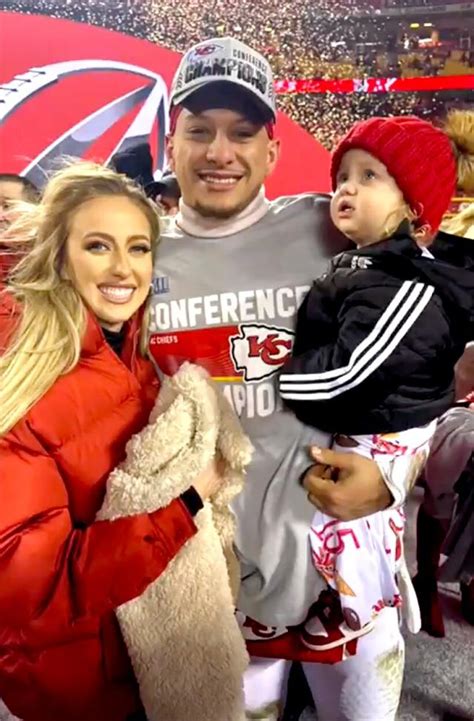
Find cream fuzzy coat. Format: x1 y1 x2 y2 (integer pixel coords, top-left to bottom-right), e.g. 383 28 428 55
97 363 252 721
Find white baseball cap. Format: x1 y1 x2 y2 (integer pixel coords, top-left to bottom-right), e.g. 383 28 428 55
170 37 276 122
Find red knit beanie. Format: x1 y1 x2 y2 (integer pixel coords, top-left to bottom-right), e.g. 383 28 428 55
331 116 457 234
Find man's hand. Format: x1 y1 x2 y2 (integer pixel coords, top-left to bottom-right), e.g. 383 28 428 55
302 446 392 521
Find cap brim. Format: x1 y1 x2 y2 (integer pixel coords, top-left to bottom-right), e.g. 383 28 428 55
172 79 276 123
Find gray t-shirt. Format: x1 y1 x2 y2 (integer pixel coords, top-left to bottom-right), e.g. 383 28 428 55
148 193 350 625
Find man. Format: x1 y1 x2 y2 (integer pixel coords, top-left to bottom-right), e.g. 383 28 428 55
0 173 38 286
149 37 413 721
0 173 37 229
152 171 181 216
110 144 181 215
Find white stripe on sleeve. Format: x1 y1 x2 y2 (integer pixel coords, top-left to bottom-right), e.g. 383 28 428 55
280 281 434 401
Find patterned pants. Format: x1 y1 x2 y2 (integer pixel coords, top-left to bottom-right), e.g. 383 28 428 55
244 607 404 721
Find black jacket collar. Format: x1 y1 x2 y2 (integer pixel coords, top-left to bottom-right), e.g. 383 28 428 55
337 223 474 326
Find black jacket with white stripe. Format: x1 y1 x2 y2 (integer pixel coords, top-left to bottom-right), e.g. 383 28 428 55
279 224 474 435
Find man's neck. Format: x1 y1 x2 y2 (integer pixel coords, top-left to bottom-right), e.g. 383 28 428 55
176 187 269 238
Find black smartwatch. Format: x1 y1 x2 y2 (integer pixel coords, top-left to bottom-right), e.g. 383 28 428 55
179 486 204 516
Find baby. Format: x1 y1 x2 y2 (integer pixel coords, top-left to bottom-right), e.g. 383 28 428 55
279 116 474 648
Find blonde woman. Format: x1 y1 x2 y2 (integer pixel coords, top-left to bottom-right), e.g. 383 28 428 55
0 162 223 721
443 202 474 242
413 203 474 638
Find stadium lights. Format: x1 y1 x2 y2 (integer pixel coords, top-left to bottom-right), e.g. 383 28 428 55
424 23 433 27
410 23 420 29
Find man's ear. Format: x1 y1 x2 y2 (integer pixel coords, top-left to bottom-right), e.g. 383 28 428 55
266 138 281 177
166 134 176 173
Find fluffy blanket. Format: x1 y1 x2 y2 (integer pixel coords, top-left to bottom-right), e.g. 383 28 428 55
97 363 252 721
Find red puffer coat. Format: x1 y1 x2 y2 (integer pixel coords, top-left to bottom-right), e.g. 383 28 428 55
0 304 197 721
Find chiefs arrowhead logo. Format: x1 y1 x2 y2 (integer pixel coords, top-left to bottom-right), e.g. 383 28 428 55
192 43 224 58
229 323 294 383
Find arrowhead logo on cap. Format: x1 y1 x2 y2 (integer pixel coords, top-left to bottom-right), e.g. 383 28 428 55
191 43 225 58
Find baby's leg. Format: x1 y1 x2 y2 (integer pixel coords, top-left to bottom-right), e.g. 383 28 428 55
302 606 404 721
243 657 290 720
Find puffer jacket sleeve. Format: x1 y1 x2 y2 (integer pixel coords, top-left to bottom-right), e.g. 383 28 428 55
279 278 438 428
0 424 197 629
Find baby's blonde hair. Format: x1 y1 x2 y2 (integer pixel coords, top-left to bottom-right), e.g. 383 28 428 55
380 204 419 241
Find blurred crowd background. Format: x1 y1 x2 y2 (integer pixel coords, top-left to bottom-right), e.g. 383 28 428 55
1 0 473 150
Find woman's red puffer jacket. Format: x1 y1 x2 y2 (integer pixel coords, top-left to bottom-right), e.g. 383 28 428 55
0 304 197 721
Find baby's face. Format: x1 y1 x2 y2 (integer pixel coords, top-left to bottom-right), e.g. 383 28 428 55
330 149 407 247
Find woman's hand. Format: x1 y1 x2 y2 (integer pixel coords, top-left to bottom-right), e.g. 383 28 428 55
193 455 227 501
302 446 392 521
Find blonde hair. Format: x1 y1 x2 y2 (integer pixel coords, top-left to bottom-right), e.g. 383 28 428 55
0 160 160 436
381 204 418 241
444 109 474 193
442 203 474 239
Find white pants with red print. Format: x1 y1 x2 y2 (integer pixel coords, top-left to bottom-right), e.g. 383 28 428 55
244 607 404 721
307 423 436 648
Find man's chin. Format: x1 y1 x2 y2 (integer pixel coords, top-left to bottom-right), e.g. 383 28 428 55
192 197 242 219
192 187 261 220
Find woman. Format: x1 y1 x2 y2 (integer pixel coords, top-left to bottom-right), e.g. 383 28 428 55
412 108 474 636
413 203 474 637
0 162 223 721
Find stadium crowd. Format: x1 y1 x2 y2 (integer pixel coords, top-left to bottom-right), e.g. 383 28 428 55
4 0 472 149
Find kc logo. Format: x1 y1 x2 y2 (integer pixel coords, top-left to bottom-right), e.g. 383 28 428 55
192 43 224 58
229 323 294 382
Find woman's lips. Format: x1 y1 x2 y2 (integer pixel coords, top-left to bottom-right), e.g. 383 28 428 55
98 285 136 304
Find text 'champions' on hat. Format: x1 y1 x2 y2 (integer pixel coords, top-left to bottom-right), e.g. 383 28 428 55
170 37 276 122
